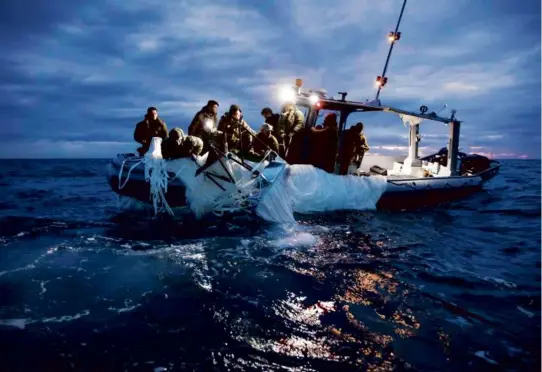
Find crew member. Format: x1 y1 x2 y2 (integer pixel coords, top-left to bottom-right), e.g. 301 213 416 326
339 122 370 175
254 123 280 156
188 100 220 154
162 128 204 159
309 113 339 173
217 104 257 155
354 122 370 168
261 107 280 129
277 103 304 157
188 100 219 139
134 106 168 156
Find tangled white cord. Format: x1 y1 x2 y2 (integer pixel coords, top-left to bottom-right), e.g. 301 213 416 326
116 139 278 219
117 138 174 216
210 177 263 216
118 159 142 190
143 157 174 216
117 157 174 215
209 154 275 216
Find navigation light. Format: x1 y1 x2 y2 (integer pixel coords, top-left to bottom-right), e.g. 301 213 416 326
375 76 388 87
388 31 401 43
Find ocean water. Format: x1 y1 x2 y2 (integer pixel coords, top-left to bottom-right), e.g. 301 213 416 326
0 158 540 371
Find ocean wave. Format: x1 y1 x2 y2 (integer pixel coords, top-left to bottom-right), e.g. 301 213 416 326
0 215 111 239
0 159 539 371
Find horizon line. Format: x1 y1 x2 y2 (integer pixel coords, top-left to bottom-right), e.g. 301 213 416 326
0 156 539 161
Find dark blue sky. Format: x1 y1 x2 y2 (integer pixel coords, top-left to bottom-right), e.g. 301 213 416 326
1 0 540 158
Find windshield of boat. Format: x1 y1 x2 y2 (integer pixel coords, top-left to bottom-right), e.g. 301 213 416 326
314 109 341 128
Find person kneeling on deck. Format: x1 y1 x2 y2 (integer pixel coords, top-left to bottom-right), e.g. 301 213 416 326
161 128 204 160
134 107 168 156
254 123 280 156
218 104 257 156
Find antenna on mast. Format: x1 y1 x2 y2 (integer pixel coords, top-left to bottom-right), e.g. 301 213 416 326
374 0 408 101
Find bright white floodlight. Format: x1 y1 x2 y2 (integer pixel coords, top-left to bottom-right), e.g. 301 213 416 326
308 94 319 105
278 85 296 103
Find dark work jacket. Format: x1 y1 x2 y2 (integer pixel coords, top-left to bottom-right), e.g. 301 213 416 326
264 113 280 130
134 116 168 155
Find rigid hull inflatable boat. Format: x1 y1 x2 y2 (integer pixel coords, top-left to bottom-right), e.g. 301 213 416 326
107 95 501 216
106 0 501 218
107 151 500 216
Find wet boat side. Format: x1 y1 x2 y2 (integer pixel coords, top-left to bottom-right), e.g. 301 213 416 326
106 155 500 212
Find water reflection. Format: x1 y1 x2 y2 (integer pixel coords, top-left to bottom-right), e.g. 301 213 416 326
241 221 447 371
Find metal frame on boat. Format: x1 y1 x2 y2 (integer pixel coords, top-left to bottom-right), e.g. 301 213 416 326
286 80 501 173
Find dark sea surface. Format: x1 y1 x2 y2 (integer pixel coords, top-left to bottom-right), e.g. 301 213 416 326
0 158 540 371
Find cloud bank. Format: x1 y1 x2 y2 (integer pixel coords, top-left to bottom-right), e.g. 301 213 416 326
0 0 539 159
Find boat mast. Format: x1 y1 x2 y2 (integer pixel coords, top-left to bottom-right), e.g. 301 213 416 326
375 0 407 101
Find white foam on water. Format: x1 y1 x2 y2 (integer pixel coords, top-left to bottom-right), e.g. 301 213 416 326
445 316 472 328
108 299 142 314
270 232 320 249
0 318 27 329
517 305 534 318
474 351 498 365
482 276 517 289
41 310 90 323
117 195 149 211
0 311 92 330
121 241 214 291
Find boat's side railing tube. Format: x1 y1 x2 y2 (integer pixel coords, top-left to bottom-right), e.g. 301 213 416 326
118 158 144 190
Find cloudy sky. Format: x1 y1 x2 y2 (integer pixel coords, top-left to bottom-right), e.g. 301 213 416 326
1 0 540 159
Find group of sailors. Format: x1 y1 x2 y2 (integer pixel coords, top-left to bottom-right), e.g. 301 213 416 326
133 100 369 175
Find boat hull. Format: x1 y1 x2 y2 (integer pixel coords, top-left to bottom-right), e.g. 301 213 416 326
106 153 500 212
377 164 500 210
377 180 482 210
107 153 188 207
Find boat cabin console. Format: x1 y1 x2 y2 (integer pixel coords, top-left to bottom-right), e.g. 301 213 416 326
278 80 466 179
